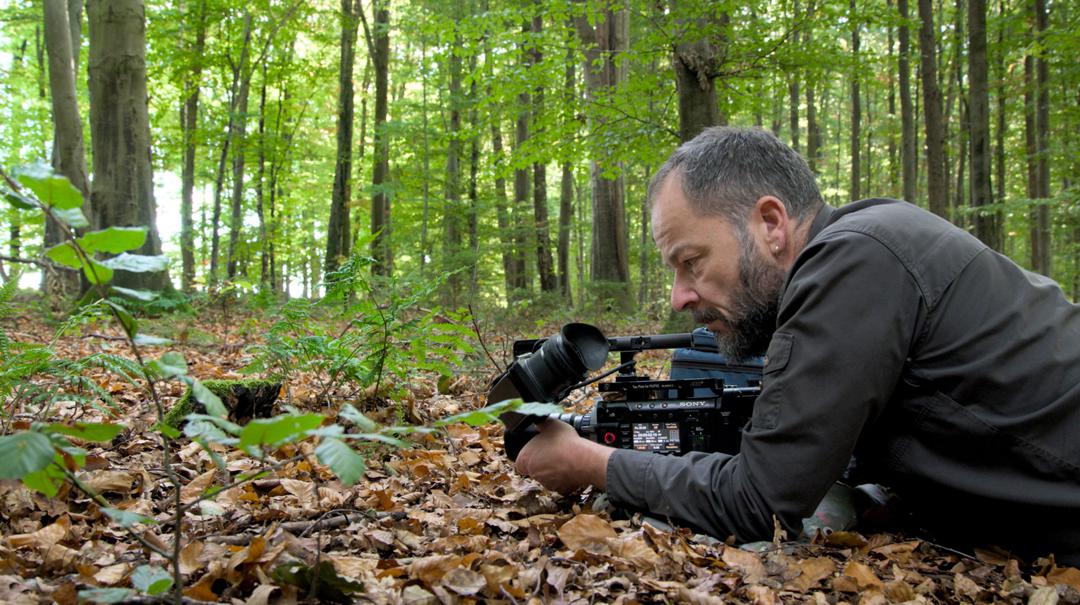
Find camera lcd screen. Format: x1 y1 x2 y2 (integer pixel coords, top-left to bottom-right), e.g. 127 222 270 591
632 422 681 452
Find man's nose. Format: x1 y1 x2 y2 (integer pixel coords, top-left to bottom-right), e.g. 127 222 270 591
670 279 699 311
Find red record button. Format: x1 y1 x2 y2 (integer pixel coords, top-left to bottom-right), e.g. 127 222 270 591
603 431 617 445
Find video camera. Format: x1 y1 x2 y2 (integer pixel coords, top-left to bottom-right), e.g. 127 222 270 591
488 323 762 461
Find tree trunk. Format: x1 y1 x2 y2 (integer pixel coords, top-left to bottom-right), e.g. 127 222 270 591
1024 52 1040 270
671 0 722 142
443 29 464 307
225 45 252 280
531 14 556 293
43 0 89 296
325 0 360 275
850 0 861 201
1033 0 1050 275
557 44 575 302
574 8 631 306
467 64 480 301
363 0 391 275
789 0 800 153
887 0 898 196
179 0 205 292
994 0 1006 209
255 62 268 290
512 20 531 294
491 122 518 300
898 0 917 204
419 42 430 275
968 0 997 249
209 14 252 287
87 0 169 290
917 0 949 218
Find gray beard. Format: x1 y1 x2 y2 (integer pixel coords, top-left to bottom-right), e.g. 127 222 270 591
692 239 786 361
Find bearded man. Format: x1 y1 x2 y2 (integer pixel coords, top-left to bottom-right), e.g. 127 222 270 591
515 126 1080 564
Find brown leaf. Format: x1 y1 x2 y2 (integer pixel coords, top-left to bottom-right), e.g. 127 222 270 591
180 469 217 504
746 584 778 605
79 470 136 495
441 567 486 596
178 541 205 575
954 572 982 601
244 584 279 605
6 515 70 550
612 534 660 569
408 555 462 585
331 556 378 580
93 563 130 586
722 546 767 584
785 557 836 592
1048 567 1080 592
843 561 883 590
884 579 916 602
557 514 616 552
678 585 727 605
1029 586 1060 605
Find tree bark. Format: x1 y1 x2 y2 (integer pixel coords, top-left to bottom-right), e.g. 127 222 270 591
179 0 205 292
968 0 998 250
574 7 631 306
531 14 556 293
225 28 253 281
43 0 90 296
325 0 361 275
87 0 169 290
849 0 861 201
671 0 722 142
361 0 391 276
557 43 575 302
1033 0 1051 275
898 0 917 204
917 0 949 218
443 28 464 307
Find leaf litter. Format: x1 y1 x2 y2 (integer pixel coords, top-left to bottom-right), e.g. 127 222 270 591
1 313 1079 604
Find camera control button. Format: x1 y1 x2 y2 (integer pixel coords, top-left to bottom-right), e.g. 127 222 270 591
603 432 617 445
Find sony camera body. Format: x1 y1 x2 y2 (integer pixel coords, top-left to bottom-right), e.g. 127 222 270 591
489 323 762 461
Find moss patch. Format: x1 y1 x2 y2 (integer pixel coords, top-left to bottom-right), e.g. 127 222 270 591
164 379 282 428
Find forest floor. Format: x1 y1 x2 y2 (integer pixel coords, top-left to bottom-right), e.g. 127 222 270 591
2 306 1079 605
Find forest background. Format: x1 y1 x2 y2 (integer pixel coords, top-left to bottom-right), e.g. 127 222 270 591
2 0 1079 313
1 0 1080 603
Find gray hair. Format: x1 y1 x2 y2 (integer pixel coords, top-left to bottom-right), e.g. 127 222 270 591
648 126 824 231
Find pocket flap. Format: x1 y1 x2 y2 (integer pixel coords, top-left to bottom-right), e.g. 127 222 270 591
763 332 793 375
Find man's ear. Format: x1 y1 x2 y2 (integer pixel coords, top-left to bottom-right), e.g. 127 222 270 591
752 196 791 254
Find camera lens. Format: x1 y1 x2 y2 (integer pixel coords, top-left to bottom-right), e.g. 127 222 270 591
512 323 609 402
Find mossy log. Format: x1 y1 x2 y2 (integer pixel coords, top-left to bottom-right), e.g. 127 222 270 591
163 379 282 428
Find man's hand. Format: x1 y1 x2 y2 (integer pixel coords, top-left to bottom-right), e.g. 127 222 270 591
514 418 614 494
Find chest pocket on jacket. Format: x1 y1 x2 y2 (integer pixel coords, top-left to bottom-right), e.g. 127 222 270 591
752 332 794 430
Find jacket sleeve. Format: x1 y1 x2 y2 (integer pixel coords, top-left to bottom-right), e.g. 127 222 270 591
605 230 924 541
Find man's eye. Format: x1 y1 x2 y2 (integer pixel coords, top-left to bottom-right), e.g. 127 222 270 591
683 258 698 273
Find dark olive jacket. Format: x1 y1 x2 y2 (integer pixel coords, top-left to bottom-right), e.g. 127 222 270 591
606 198 1080 563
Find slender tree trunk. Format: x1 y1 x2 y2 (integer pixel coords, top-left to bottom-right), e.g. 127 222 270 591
210 15 252 287
887 0 898 196
1034 0 1051 275
575 8 631 305
419 41 430 275
789 0 800 153
467 64 480 301
362 0 391 275
491 122 517 299
87 0 169 290
255 62 268 289
850 0 861 201
917 0 949 218
806 82 820 173
43 0 89 296
968 0 997 249
512 20 531 294
325 0 360 275
225 41 253 280
531 14 556 293
1025 52 1041 270
898 0 917 203
179 0 205 292
557 44 575 301
994 0 1006 209
443 28 464 307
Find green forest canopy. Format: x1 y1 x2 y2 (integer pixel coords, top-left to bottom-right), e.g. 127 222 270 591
1 0 1078 311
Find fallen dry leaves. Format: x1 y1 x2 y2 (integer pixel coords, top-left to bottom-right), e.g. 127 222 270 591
2 312 1080 604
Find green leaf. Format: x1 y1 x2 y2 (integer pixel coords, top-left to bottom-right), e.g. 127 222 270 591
77 587 135 604
44 422 123 442
239 413 325 451
21 466 63 497
83 259 114 285
183 419 237 446
189 379 227 418
79 227 147 254
100 253 169 273
1 185 37 210
53 206 89 229
339 404 378 431
111 286 159 301
104 300 137 337
14 164 84 209
130 565 173 596
150 352 187 378
0 432 55 479
184 413 242 436
101 506 157 527
152 422 181 439
45 242 82 269
315 437 366 486
344 432 409 448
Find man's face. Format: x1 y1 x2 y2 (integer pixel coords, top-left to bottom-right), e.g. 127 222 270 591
651 175 787 360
